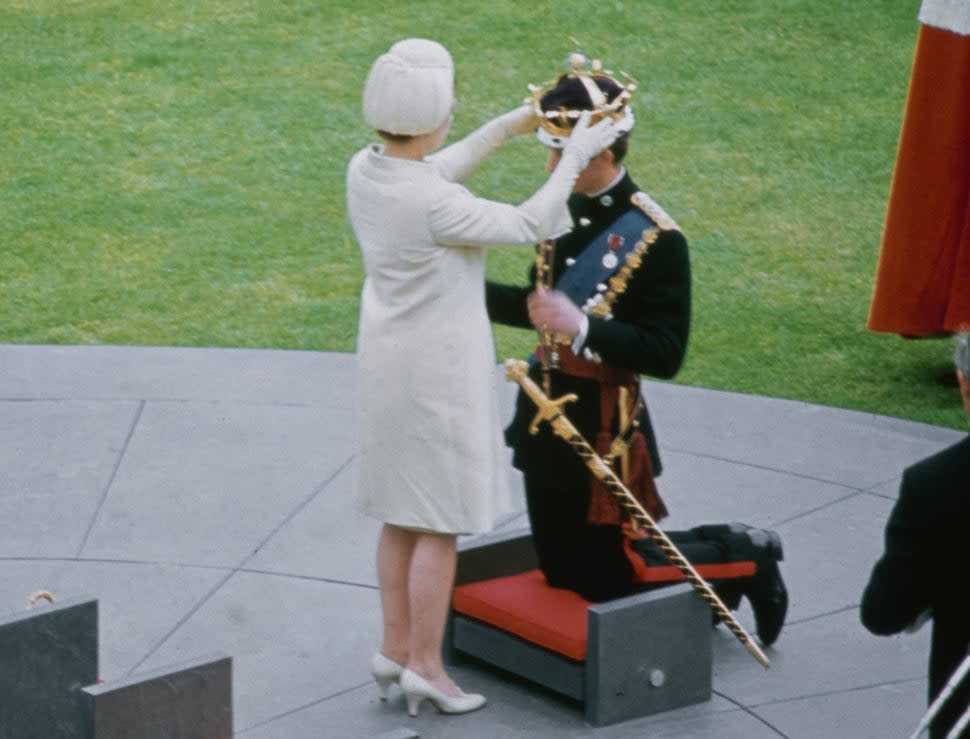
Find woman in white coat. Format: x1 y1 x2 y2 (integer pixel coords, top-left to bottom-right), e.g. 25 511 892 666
346 38 617 717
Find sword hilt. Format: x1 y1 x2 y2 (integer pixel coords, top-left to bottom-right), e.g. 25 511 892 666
527 393 578 436
505 357 771 669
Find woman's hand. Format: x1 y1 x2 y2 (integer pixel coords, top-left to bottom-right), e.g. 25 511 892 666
497 104 540 138
561 111 619 169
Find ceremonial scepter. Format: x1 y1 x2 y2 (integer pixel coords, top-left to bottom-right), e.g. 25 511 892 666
535 239 558 395
907 652 970 739
505 358 771 668
945 702 970 739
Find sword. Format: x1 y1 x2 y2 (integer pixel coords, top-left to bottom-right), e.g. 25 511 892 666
505 358 770 668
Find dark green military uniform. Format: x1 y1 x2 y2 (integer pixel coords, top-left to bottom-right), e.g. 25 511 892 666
486 171 690 601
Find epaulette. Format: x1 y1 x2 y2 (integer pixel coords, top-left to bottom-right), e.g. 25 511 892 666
631 191 680 233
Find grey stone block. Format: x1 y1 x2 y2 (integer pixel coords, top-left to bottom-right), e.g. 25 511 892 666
445 529 540 668
452 614 585 699
449 530 712 726
0 596 99 739
82 652 232 739
585 583 711 725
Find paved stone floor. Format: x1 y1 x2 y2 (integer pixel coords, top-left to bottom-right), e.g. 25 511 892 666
1 344 964 738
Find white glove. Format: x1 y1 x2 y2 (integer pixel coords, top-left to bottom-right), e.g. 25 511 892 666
495 104 540 138
516 111 621 237
430 105 539 182
904 608 932 633
561 111 620 170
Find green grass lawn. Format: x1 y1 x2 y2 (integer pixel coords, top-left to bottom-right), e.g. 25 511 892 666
2 0 966 429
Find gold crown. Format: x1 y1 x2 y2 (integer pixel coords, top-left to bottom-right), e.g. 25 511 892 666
526 47 637 140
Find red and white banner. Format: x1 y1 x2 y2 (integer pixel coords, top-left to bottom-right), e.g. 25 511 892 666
867 0 970 336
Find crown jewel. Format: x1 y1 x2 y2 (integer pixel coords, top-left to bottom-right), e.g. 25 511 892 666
526 43 637 144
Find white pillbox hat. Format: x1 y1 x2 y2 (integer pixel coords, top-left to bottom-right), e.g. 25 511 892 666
363 38 454 136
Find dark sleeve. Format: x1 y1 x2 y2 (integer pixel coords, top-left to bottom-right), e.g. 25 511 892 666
485 280 532 328
859 470 934 635
583 229 690 379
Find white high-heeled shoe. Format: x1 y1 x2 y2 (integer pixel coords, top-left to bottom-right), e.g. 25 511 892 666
399 668 486 717
370 653 404 701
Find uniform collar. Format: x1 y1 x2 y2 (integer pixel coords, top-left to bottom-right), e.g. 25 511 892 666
588 167 628 199
569 169 639 227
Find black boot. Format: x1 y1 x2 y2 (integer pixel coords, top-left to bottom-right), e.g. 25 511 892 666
747 558 788 646
728 522 784 561
733 526 788 647
711 580 744 626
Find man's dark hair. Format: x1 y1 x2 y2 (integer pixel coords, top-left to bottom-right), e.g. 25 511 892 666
540 73 631 163
609 135 629 163
539 74 625 113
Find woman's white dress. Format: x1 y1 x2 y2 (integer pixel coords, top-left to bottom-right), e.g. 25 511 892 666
346 133 570 535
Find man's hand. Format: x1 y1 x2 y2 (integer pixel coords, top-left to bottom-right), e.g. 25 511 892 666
528 286 584 337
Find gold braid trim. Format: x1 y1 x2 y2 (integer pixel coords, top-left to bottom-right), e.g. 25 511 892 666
586 192 679 320
632 191 680 233
588 227 659 318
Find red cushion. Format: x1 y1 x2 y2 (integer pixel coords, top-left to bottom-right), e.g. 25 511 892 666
452 570 591 660
633 562 756 582
452 561 757 662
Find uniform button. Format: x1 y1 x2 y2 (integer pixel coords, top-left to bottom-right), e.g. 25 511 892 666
579 217 591 227
599 194 613 207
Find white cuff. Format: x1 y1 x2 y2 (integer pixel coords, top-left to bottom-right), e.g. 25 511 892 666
904 608 932 633
571 314 590 353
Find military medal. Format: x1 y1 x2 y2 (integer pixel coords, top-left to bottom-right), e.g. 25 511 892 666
603 233 624 269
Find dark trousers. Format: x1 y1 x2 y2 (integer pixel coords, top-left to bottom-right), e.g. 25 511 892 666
525 480 757 604
629 525 760 609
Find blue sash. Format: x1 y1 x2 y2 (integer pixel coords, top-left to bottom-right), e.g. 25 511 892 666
554 208 654 307
527 207 655 369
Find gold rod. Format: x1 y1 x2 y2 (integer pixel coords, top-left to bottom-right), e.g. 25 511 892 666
505 358 770 669
535 239 557 395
